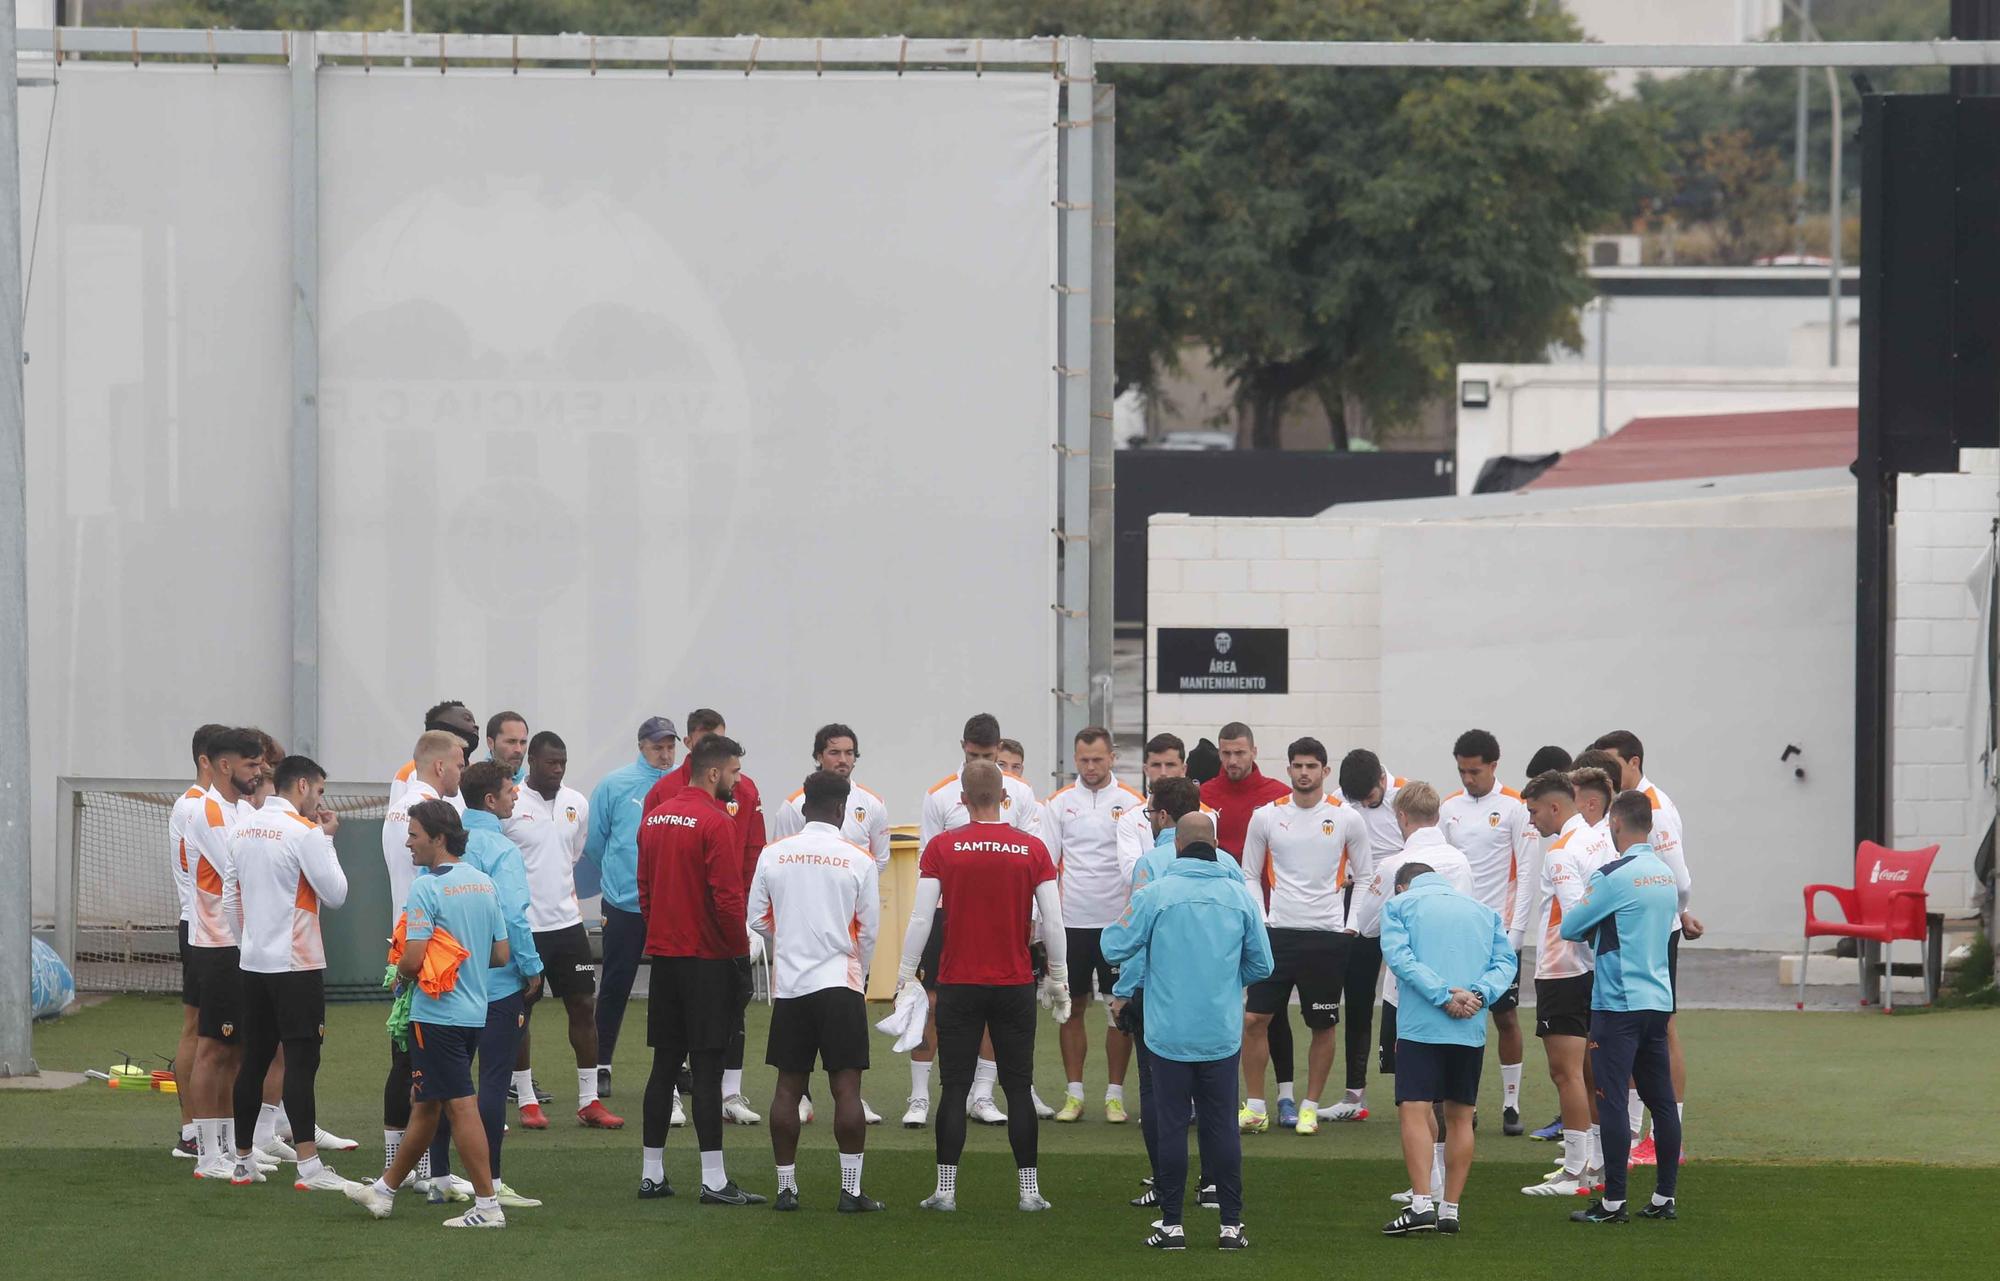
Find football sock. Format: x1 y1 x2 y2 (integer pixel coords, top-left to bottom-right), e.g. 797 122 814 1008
910 1058 932 1101
513 1070 536 1111
1246 1098 1267 1116
1018 1167 1041 1199
1276 1082 1294 1103
254 1102 281 1149
776 1163 798 1194
578 1067 599 1108
1105 1083 1124 1104
1627 1089 1643 1136
642 1147 665 1184
934 1164 957 1198
700 1150 727 1192
840 1152 863 1195
970 1058 997 1100
1603 1198 1626 1211
181 1122 197 1143
1651 1193 1674 1207
722 1068 744 1098
1501 1063 1522 1107
1441 1200 1459 1220
1561 1129 1588 1176
383 1129 402 1171
298 1155 324 1180
1411 1193 1434 1214
1065 1080 1084 1102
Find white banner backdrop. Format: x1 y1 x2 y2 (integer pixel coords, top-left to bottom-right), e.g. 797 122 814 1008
313 70 1058 822
21 65 1058 920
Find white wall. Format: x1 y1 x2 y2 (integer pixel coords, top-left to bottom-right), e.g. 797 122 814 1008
1455 363 1857 495
1147 477 1859 951
1892 449 2000 911
1559 286 1859 371
21 66 1060 922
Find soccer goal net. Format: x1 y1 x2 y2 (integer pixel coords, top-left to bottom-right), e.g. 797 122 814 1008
61 781 387 994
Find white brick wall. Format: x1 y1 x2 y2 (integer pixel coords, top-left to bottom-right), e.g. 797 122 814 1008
1146 515 1384 775
1892 448 1999 913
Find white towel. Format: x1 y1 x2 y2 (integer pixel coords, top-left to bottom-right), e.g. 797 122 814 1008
874 982 929 1052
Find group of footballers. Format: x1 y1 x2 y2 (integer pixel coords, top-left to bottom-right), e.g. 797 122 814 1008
163 699 1695 1239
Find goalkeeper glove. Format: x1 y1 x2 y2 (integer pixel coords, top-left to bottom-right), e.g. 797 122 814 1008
1038 964 1073 1024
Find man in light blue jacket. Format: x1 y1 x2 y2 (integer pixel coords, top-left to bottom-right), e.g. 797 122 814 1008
1103 813 1272 1253
428 760 544 1208
1380 860 1517 1238
582 716 679 1097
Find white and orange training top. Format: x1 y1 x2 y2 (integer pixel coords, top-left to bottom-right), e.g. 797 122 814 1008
1637 775 1693 912
1044 774 1145 929
767 780 890 871
232 797 349 973
919 769 1041 850
386 759 417 810
1534 812 1612 981
381 776 461 932
1242 792 1371 932
167 784 207 927
1439 783 1534 932
183 786 243 949
747 821 880 999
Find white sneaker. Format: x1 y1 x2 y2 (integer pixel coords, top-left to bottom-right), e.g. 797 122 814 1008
968 1096 1008 1126
902 1096 930 1129
295 1165 358 1193
1018 1192 1052 1212
1581 1164 1605 1189
798 1095 815 1124
670 1090 686 1128
254 1150 280 1172
314 1125 360 1151
1522 1169 1590 1197
1326 1100 1367 1121
426 1174 474 1204
1031 1088 1056 1120
346 1180 396 1219
1390 1187 1414 1205
861 1098 882 1125
443 1204 507 1228
723 1093 763 1125
494 1181 543 1208
256 1135 297 1163
194 1154 234 1181
229 1158 267 1185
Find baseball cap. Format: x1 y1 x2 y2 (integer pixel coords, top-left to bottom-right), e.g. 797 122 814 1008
638 716 680 743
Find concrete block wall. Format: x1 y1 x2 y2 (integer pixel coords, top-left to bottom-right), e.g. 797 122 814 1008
1892 448 1999 913
1146 516 1383 776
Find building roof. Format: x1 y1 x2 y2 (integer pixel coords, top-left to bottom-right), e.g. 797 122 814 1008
1521 406 1856 491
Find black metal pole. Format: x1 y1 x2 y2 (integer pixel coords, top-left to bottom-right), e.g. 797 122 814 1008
1952 0 2000 97
1855 93 1892 867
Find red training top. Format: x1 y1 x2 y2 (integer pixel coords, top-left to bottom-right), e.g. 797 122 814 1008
918 821 1056 987
637 786 746 960
645 760 767 883
1201 768 1290 862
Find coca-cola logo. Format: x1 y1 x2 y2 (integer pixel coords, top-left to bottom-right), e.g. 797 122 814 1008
1869 862 1912 884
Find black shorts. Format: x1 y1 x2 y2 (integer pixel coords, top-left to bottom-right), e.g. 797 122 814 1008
1029 940 1048 983
535 924 598 1000
178 920 198 1007
1064 927 1119 1004
411 1022 480 1101
1668 929 1681 1013
1246 928 1350 1029
240 969 327 1043
934 983 1037 1085
767 987 869 1074
1489 950 1523 1015
1534 974 1593 1040
647 955 749 1054
918 910 945 991
1393 1040 1483 1106
190 945 242 1042
1378 999 1398 1074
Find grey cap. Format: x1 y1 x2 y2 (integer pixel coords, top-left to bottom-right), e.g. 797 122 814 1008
638 715 680 743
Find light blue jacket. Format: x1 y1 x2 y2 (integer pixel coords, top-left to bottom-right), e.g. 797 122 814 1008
1559 843 1678 1013
584 755 669 912
460 808 543 1001
1381 873 1516 1049
1114 824 1259 999
1102 854 1273 1063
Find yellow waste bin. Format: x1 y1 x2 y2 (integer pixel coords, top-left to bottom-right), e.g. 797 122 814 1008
868 825 922 1001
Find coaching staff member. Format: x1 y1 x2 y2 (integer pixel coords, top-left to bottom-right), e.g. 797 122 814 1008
635 734 762 1206
1102 813 1271 1252
1561 789 1684 1225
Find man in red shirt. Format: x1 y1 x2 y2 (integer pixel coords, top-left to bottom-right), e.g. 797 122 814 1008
1198 722 1301 1129
634 734 763 1207
897 762 1072 1213
642 708 767 1123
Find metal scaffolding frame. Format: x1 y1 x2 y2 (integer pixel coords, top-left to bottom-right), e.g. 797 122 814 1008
5 26 1995 1072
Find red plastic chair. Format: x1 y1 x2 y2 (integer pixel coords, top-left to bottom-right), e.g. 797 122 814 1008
1798 841 1939 1012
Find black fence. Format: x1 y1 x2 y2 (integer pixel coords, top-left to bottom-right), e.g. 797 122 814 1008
1115 449 1454 626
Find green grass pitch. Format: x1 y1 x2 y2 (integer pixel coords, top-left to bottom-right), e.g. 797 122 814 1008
6 997 1995 1279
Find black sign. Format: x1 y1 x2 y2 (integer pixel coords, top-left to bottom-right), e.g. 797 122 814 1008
1155 628 1289 694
